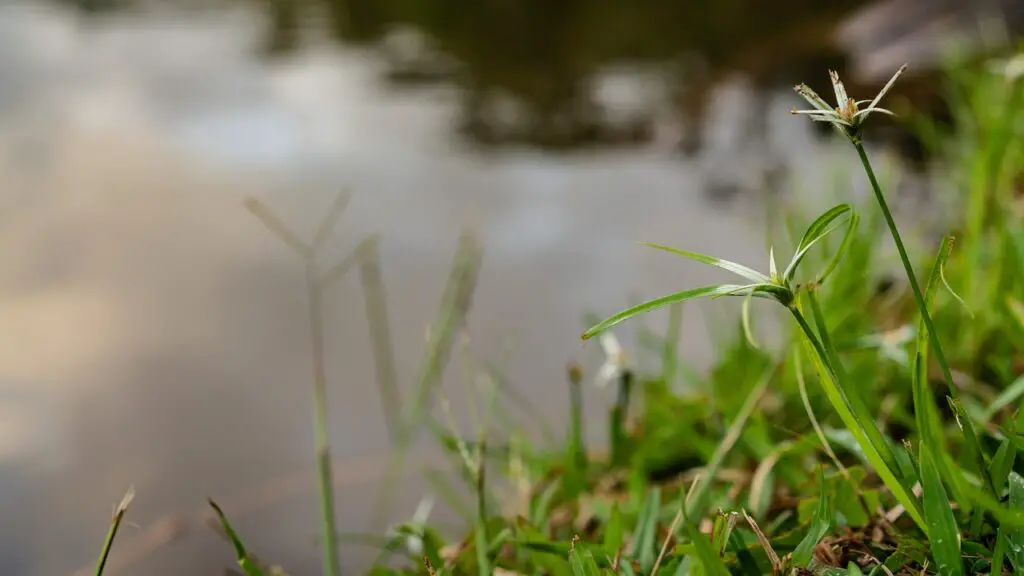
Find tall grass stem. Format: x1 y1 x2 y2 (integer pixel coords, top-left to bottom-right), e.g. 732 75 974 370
854 143 994 494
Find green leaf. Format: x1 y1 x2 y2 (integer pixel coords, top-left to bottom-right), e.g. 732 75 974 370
603 503 624 556
683 522 730 576
816 208 860 285
992 528 1008 576
582 285 750 341
741 291 759 350
569 542 602 576
208 499 266 576
920 446 963 576
981 374 1024 423
914 236 956 454
631 488 661 573
989 437 1016 495
847 562 865 575
791 467 832 569
1007 472 1024 572
783 204 854 283
640 242 771 284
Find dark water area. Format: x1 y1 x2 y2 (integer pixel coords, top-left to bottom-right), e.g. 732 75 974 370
0 1 1018 575
52 0 1019 156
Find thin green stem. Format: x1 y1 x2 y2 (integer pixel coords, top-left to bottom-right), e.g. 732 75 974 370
855 143 954 395
854 142 995 495
307 263 342 576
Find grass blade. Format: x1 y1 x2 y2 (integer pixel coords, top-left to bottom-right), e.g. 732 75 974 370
372 230 483 529
306 263 342 576
358 238 402 445
603 503 624 556
791 467 831 570
981 374 1024 423
208 499 266 576
1008 472 1024 573
919 445 963 576
682 522 730 576
632 488 661 572
992 528 1008 576
583 285 751 341
815 208 860 285
94 487 135 576
569 538 602 576
783 204 853 283
640 242 771 284
661 302 683 386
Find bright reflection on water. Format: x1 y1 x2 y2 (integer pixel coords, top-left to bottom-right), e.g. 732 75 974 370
0 3 905 574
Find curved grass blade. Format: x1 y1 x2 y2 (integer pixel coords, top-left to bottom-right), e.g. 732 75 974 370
741 291 759 350
815 209 860 285
582 285 750 341
791 467 831 570
783 204 853 283
919 446 963 576
208 499 266 576
640 242 771 284
981 374 1024 423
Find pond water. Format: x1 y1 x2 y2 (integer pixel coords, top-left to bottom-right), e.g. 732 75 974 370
0 2 933 574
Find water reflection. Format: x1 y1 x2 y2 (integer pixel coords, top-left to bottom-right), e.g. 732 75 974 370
0 2 918 575
51 0 959 153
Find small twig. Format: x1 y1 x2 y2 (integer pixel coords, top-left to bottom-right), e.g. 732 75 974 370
743 510 782 574
650 507 683 575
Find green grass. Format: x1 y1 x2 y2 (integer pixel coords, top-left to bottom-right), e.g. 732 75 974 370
86 50 1023 575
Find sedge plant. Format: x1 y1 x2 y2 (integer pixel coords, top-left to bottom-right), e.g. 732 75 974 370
582 202 930 532
582 62 1020 573
583 64 963 542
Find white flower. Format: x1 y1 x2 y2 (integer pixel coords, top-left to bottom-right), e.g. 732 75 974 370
791 65 906 141
990 52 1024 81
596 331 631 387
385 495 435 556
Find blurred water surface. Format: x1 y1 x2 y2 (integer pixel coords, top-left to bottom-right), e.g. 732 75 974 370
0 1 928 574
